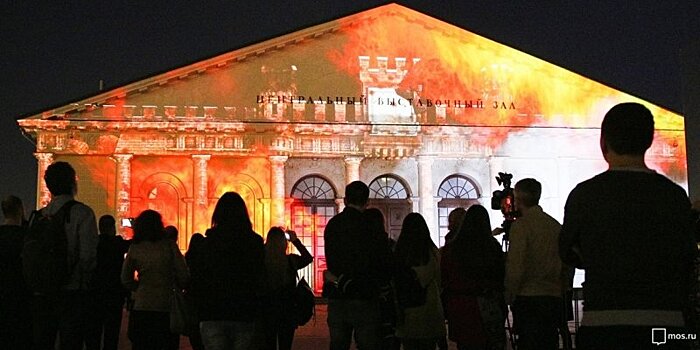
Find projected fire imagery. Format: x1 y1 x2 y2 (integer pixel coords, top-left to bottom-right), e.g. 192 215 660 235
18 4 686 292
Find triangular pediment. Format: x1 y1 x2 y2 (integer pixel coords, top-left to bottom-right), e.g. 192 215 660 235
18 3 685 175
18 3 681 126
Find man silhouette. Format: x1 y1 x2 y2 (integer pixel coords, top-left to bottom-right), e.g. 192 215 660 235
324 181 391 350
560 103 696 349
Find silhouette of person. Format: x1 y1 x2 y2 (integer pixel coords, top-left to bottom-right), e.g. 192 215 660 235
0 195 32 349
189 192 264 350
30 161 99 350
324 181 392 350
560 103 696 349
86 215 130 350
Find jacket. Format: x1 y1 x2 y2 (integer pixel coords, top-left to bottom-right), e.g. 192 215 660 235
189 226 265 321
121 239 189 312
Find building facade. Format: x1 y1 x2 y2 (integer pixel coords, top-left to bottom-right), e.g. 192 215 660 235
18 4 686 292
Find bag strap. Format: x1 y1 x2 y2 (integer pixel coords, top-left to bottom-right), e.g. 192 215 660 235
169 242 179 290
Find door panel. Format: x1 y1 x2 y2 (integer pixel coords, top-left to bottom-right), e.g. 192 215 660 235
291 203 336 294
367 199 411 242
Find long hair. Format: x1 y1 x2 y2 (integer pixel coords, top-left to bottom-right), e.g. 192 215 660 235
451 205 503 280
132 209 165 243
211 192 253 233
454 205 492 243
264 227 291 290
394 213 436 267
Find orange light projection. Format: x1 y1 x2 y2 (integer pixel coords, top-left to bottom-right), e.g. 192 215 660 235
22 4 686 257
326 9 685 172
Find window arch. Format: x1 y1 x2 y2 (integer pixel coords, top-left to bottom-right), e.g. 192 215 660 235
368 174 410 199
437 175 479 199
437 175 481 247
291 175 337 200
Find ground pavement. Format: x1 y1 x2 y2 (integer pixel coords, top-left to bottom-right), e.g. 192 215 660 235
116 302 468 350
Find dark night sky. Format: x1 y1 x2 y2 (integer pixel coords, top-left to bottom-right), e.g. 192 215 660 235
1 0 698 214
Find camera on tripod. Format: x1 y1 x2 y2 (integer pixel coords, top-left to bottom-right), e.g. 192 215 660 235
491 172 519 241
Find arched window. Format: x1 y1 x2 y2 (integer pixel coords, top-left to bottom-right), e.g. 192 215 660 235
290 175 337 294
138 172 188 250
437 175 481 247
367 174 412 240
368 175 409 199
291 175 336 200
437 175 479 199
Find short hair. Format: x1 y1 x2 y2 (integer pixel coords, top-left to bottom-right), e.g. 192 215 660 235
132 210 165 243
1 195 24 218
601 102 654 155
44 161 76 196
514 178 542 207
345 181 369 206
98 215 116 235
164 225 178 241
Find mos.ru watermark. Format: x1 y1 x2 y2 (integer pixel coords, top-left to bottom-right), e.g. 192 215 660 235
652 328 697 345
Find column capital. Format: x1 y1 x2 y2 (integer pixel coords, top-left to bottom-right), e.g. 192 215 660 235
112 153 133 162
343 156 363 165
192 154 211 161
34 152 54 162
416 154 435 164
269 155 288 165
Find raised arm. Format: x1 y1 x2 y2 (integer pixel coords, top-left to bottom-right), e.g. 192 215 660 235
288 230 313 270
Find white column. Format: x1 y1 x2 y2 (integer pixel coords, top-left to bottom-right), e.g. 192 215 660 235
34 152 54 208
113 154 133 235
192 155 211 237
344 156 363 184
269 155 288 227
192 155 211 206
417 155 436 240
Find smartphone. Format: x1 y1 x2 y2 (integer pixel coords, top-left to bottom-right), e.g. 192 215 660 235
121 218 133 228
284 232 291 240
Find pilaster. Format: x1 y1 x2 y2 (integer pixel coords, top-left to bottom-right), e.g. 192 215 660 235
192 155 211 235
269 155 288 227
417 155 436 240
112 154 133 235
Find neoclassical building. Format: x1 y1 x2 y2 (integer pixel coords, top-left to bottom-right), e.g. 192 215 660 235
18 4 686 292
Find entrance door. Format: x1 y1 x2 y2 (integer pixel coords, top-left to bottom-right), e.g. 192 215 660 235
290 175 338 294
366 200 412 241
367 174 412 242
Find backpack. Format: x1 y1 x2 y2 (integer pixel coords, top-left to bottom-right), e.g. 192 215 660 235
22 200 79 294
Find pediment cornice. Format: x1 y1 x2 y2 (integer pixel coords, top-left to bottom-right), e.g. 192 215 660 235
21 4 450 121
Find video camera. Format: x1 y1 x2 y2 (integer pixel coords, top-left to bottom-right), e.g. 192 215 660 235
491 172 519 242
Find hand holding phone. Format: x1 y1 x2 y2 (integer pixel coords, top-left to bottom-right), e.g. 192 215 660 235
285 230 297 242
121 218 133 228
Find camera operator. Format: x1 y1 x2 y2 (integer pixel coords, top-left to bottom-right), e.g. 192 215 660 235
505 178 565 350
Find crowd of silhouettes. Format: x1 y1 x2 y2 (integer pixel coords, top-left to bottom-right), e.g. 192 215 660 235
0 101 698 350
